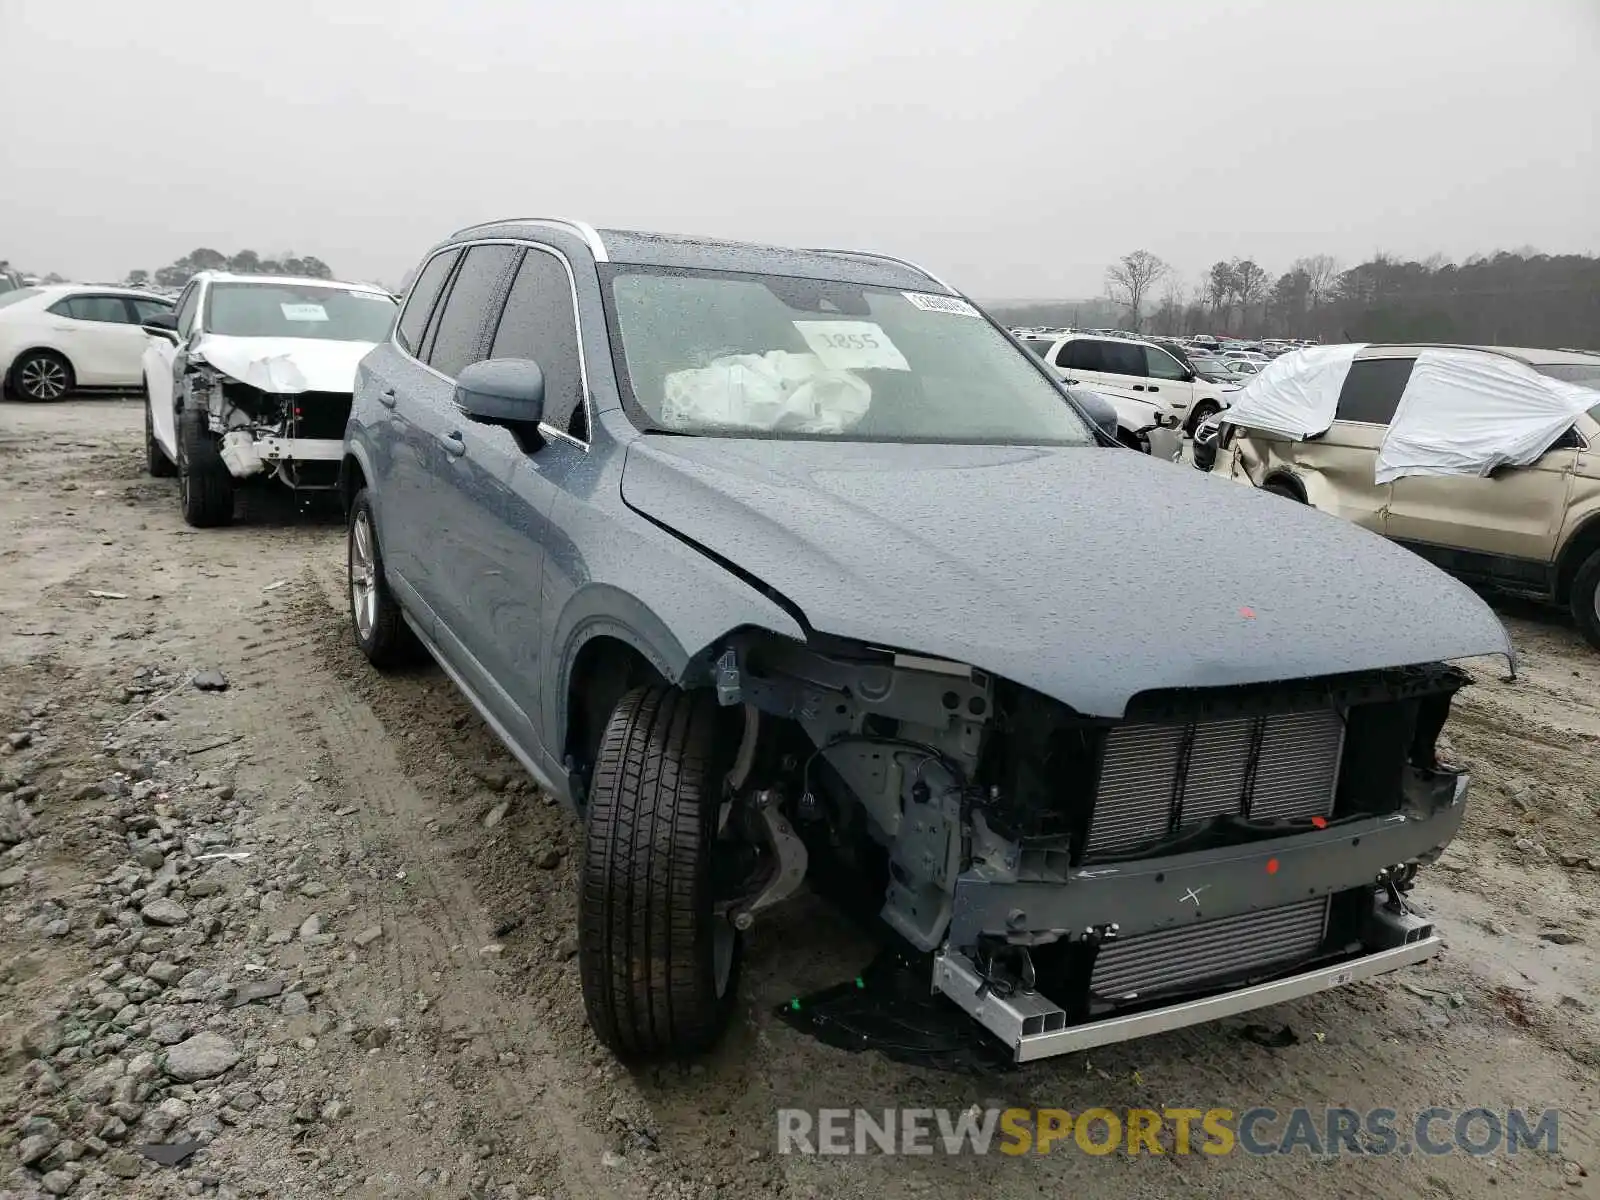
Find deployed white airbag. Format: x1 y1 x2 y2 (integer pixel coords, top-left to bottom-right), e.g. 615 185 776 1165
661 351 871 433
1220 343 1367 439
1375 350 1597 483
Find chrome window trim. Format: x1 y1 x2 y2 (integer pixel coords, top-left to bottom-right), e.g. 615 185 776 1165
449 218 608 263
389 238 593 453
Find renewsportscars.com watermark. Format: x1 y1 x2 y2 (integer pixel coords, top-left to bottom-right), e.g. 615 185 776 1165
776 1106 1560 1157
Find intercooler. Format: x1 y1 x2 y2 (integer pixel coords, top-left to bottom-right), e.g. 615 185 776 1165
1084 708 1344 857
1090 897 1331 1002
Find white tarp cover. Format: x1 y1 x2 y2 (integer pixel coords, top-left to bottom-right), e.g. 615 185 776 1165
661 351 871 433
1375 349 1599 484
1218 343 1368 439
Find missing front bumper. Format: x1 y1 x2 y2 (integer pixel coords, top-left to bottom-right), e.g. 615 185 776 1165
932 907 1438 1063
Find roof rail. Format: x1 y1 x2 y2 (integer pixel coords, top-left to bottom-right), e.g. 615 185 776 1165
449 217 608 262
805 248 958 295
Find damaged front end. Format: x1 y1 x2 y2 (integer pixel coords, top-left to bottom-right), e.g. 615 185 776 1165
184 362 350 490
705 631 1471 1062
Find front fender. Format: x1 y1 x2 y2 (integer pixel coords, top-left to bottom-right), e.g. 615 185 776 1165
543 580 804 759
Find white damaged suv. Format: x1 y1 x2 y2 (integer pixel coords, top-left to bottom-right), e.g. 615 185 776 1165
141 272 397 526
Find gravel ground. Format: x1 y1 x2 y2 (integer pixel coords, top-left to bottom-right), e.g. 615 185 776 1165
1 398 1596 1199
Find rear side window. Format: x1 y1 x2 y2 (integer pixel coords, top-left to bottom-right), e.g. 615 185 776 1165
1335 358 1415 425
395 249 460 355
49 295 134 323
1099 340 1147 378
1060 340 1102 372
488 248 586 440
425 244 518 378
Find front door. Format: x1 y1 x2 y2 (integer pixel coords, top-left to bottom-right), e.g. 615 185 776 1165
1142 343 1195 421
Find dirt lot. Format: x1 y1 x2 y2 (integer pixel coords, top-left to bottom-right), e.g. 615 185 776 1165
2 398 1597 1199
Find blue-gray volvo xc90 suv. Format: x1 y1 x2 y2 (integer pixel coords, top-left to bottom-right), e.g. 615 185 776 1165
340 218 1510 1062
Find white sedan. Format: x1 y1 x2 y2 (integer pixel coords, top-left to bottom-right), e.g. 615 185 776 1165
0 285 175 400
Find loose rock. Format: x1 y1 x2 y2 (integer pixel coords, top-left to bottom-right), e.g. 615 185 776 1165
163 1031 241 1082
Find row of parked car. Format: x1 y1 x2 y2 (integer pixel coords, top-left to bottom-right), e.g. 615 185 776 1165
0 220 1583 1066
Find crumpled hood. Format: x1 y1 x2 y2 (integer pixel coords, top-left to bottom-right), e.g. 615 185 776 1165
193 335 375 394
620 437 1513 717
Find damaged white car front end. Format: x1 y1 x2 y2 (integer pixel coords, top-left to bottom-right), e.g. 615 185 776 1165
141 272 397 526
185 335 377 486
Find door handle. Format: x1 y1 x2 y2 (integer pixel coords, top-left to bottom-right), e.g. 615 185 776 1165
378 388 396 409
442 431 466 457
1147 385 1160 393
1065 378 1080 385
1131 384 1146 392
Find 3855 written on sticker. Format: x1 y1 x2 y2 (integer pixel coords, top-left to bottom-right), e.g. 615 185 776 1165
902 291 980 317
792 321 910 371
280 303 329 322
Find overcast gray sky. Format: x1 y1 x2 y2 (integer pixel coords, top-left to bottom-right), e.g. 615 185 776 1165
2 0 1595 298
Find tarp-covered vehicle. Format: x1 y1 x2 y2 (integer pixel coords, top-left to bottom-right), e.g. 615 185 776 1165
1207 343 1600 649
142 271 397 526
342 222 1519 1063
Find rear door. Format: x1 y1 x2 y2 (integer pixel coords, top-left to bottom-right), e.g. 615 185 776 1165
369 247 462 599
390 244 519 633
1386 404 1578 587
46 293 146 385
1295 355 1408 536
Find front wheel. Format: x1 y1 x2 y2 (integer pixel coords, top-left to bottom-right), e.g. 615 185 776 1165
1570 548 1600 652
579 685 742 1058
1186 399 1221 434
177 406 234 527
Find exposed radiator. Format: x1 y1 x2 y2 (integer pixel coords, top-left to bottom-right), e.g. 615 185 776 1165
1084 708 1344 857
1091 898 1331 1002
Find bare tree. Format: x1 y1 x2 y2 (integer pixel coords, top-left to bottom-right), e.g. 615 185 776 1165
1294 254 1341 309
1206 261 1236 329
1104 250 1171 331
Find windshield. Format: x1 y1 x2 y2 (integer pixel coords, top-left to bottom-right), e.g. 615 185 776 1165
204 282 396 342
1536 362 1600 424
0 287 41 310
603 268 1096 445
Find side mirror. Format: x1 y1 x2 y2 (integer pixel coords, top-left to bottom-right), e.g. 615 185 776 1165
1181 368 1197 382
455 358 545 426
141 311 180 345
1069 388 1120 443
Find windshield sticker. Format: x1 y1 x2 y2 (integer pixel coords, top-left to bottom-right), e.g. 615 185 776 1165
792 321 910 371
902 291 980 317
279 303 330 322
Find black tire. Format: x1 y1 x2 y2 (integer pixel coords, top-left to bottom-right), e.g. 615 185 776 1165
10 351 74 402
1569 548 1600 652
176 405 234 527
579 685 741 1058
346 488 417 668
145 383 176 477
1185 399 1221 435
1263 480 1304 502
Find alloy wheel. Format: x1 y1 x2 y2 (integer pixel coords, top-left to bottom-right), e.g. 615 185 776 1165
19 357 67 400
350 511 378 640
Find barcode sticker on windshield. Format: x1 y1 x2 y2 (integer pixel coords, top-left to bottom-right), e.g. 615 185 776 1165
902 291 979 317
280 303 329 322
792 321 910 371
